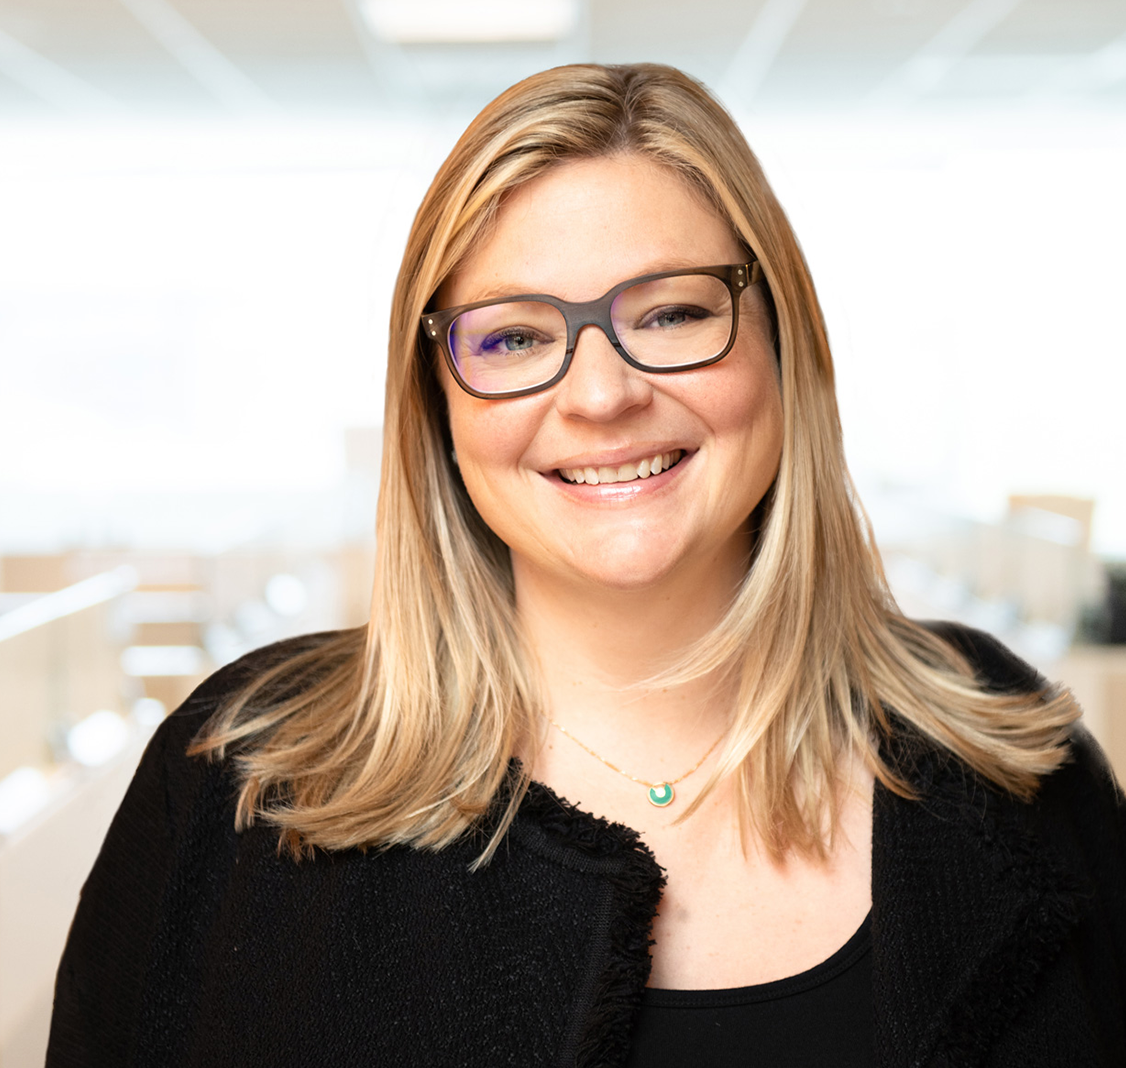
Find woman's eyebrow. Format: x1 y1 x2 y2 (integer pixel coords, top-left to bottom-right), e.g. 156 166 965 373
466 284 535 303
457 260 726 305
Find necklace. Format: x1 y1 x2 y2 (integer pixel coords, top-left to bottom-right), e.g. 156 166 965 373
544 716 725 807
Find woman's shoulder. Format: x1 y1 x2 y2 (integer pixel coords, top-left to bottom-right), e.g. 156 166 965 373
889 620 1119 806
169 628 359 723
134 629 360 813
909 619 1122 820
917 619 1048 694
149 626 353 745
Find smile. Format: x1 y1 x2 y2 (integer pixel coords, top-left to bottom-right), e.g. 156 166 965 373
558 449 684 486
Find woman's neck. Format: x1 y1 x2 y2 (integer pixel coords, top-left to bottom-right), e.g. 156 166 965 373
513 555 739 786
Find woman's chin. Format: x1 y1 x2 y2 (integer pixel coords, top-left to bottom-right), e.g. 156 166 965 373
513 538 710 598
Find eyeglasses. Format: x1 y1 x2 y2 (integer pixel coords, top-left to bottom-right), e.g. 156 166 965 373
422 261 764 399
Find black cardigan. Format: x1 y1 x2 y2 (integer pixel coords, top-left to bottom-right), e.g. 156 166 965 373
47 625 1126 1067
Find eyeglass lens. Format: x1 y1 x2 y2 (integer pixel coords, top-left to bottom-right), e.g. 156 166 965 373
448 273 734 395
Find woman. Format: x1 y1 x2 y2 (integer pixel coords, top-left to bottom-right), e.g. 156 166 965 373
48 63 1124 1067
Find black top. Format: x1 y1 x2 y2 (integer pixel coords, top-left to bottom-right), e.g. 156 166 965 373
624 915 873 1067
46 624 1126 1067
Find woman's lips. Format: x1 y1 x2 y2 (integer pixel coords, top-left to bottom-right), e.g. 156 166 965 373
557 449 685 486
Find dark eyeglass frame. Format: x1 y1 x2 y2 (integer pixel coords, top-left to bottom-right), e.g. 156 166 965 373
421 260 764 400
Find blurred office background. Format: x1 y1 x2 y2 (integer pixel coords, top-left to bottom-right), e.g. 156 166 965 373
1 0 1125 1062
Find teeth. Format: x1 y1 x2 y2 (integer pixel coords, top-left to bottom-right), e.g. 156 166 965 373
559 449 683 485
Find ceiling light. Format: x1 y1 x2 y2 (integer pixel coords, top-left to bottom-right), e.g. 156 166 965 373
360 0 578 43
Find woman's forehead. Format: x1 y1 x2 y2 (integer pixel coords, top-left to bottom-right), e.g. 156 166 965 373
442 154 743 307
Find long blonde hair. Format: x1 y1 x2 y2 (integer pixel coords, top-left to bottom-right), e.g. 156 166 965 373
193 63 1077 861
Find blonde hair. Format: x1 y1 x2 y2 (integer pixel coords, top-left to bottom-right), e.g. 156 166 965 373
193 63 1078 861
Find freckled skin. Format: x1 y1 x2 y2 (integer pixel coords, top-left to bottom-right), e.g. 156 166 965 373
438 155 783 600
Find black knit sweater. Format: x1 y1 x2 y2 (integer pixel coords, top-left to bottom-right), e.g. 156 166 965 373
47 624 1126 1067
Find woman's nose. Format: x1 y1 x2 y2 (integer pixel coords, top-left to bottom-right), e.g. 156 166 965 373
552 324 653 421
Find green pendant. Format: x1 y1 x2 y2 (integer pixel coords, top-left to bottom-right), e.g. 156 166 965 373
647 782 675 807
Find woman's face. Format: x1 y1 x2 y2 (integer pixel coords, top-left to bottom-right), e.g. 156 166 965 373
437 154 783 596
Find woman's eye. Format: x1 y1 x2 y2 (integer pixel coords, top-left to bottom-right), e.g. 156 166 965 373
482 328 540 355
644 305 708 329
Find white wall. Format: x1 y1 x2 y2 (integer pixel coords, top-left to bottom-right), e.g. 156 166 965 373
744 108 1126 553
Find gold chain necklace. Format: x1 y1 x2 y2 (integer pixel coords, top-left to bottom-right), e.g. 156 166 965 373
544 716 725 807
